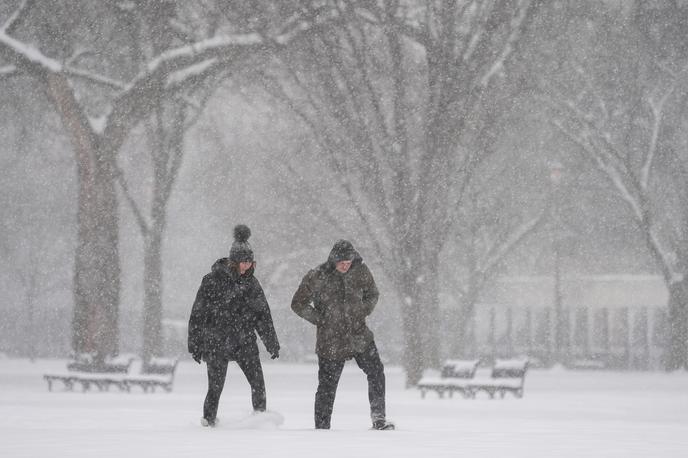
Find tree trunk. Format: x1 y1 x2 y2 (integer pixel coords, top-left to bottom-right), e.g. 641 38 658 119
140 102 184 362
453 282 480 358
399 271 424 387
421 253 442 369
142 224 164 362
394 242 442 386
24 273 36 362
666 280 688 370
43 74 120 359
72 149 120 360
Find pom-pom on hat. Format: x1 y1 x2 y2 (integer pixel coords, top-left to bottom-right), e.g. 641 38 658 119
229 224 254 263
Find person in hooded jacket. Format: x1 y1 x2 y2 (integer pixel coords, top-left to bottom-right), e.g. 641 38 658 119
188 225 280 427
291 240 394 430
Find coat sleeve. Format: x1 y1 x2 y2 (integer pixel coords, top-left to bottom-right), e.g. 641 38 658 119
188 276 210 355
360 263 379 316
290 270 323 325
251 279 280 354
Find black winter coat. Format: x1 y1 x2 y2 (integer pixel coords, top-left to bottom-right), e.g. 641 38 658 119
188 258 280 362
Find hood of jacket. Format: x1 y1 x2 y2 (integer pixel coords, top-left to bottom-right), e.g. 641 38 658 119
323 240 362 272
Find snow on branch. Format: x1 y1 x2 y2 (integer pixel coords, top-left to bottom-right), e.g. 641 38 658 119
596 156 645 221
65 65 126 90
551 117 645 222
0 29 62 73
105 13 330 149
1 24 126 89
87 114 109 135
0 64 16 76
165 57 217 89
145 33 262 76
143 6 330 84
641 80 680 190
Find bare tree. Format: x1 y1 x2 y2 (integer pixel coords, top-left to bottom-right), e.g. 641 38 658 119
0 0 331 361
116 99 189 362
256 0 542 384
542 2 688 370
448 164 548 356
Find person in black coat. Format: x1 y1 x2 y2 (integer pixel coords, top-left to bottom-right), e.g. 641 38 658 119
188 225 280 427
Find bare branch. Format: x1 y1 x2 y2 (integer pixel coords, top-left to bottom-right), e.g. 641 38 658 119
2 0 34 35
103 13 330 152
312 28 393 232
478 210 546 277
64 65 127 90
461 1 487 62
114 165 150 235
551 119 645 222
168 18 196 44
572 60 608 121
344 7 394 155
641 76 684 189
65 46 95 67
267 159 346 235
479 0 533 87
355 5 434 50
160 104 186 204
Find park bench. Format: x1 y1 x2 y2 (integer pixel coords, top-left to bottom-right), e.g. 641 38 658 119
466 358 529 399
121 357 178 393
43 355 178 393
44 354 136 392
417 359 480 399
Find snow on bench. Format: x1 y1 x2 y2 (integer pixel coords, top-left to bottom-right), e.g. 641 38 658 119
417 359 480 399
123 357 178 393
65 353 135 373
43 356 178 393
466 358 529 399
44 354 137 392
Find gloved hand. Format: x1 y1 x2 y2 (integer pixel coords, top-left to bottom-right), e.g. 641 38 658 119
269 348 279 360
192 352 203 364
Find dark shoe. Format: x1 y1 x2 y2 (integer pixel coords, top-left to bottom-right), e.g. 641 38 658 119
201 417 216 427
372 420 395 430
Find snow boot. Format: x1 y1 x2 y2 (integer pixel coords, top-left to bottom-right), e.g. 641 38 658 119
372 420 395 430
201 417 216 427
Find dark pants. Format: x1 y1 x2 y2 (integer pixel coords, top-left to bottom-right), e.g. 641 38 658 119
203 350 266 421
314 341 386 429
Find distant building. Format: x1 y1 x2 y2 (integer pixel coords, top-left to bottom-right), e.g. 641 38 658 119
439 275 669 370
477 274 667 309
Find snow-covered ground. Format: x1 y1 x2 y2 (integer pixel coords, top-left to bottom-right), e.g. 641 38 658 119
1 359 687 458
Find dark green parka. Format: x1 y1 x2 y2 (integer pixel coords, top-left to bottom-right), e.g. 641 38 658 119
291 241 379 360
188 258 280 362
